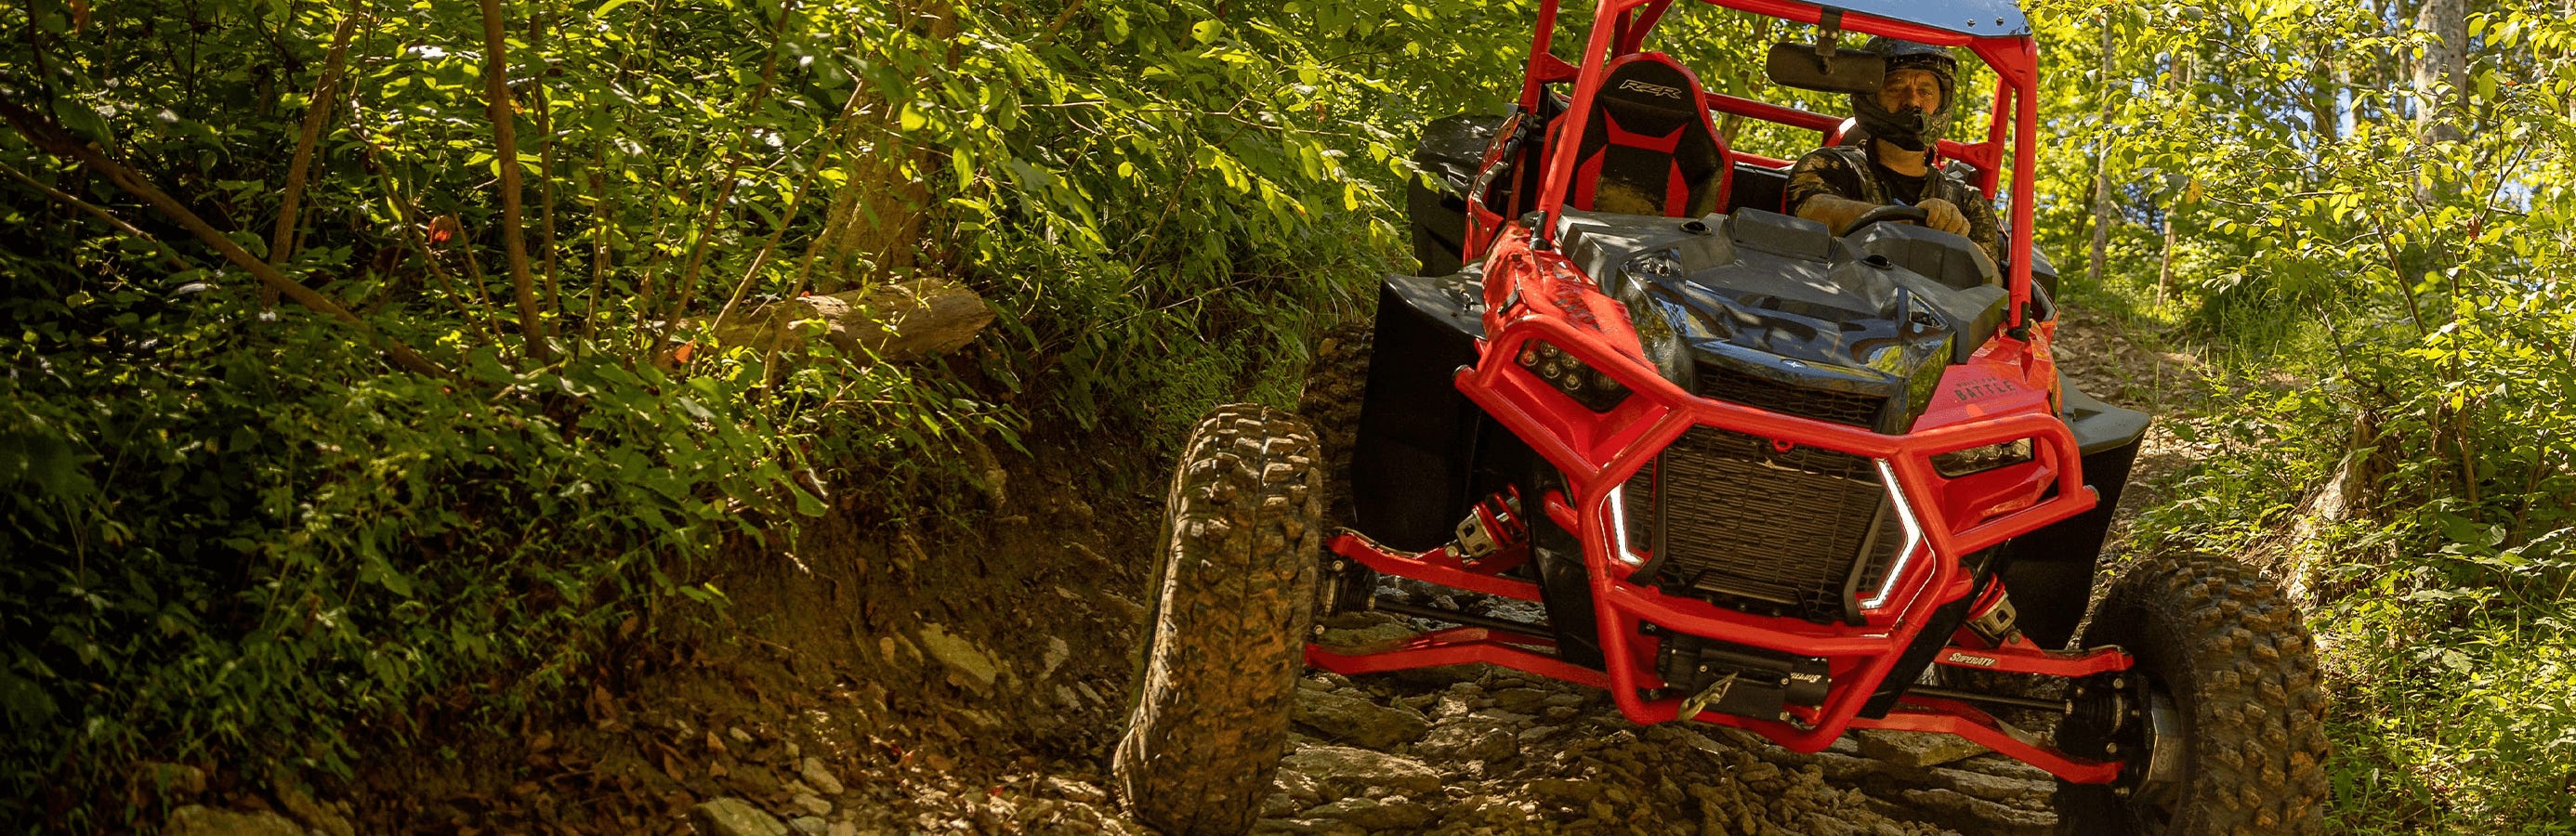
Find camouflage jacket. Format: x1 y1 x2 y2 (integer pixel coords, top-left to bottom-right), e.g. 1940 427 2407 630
1785 144 2002 264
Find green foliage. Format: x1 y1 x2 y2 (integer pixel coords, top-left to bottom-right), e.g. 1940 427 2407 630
2031 0 2576 829
0 0 1444 825
20 0 2569 828
0 263 986 826
885 0 1539 438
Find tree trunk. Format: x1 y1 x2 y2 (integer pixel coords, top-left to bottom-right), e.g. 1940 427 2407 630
2412 0 2469 143
821 0 956 294
2158 53 2193 298
2088 9 2114 289
479 0 549 361
2306 41 2341 146
264 12 361 307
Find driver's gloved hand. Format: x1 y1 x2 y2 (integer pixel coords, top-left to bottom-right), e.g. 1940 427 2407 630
1917 199 1973 237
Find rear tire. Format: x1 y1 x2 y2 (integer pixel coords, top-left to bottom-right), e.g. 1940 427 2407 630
1112 405 1324 836
2052 553 2330 835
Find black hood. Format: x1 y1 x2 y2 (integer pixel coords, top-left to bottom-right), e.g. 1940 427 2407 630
1556 208 2008 433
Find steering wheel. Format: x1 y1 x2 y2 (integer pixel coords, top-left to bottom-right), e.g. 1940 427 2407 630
1844 203 1930 235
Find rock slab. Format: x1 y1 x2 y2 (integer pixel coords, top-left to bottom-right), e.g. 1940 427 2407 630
1856 728 1990 767
162 807 307 836
799 757 845 795
1279 745 1442 798
693 797 791 836
1293 689 1429 750
917 623 1003 692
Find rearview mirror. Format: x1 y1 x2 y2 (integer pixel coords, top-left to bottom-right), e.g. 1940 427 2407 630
1765 43 1885 95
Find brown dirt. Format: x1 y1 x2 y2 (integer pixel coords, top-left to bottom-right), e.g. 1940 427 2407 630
2050 306 2211 549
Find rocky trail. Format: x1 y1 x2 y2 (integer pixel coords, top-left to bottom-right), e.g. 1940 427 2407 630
178 308 2208 836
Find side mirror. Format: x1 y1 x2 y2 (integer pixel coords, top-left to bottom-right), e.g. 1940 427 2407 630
1765 42 1885 95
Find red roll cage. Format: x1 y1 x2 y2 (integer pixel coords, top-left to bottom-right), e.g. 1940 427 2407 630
1516 0 2042 329
1309 0 2123 779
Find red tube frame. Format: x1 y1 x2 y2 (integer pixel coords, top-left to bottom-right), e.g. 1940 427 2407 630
1315 0 2129 787
1519 0 2042 327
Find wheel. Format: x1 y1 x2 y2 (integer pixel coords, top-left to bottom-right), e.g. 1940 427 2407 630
2051 553 2331 835
1112 405 1325 836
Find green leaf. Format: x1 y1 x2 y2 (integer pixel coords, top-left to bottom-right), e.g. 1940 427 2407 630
361 555 414 597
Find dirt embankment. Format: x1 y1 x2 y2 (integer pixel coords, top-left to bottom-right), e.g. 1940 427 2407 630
193 308 2201 835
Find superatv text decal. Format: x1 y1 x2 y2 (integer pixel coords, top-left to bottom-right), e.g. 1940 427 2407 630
1942 651 2000 668
1548 285 1600 330
1951 376 2022 402
1616 79 1686 99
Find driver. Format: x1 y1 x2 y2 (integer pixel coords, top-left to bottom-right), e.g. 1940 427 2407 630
1786 37 2002 263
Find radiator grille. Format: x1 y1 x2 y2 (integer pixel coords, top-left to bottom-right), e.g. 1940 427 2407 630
1695 363 1886 428
1636 426 1903 623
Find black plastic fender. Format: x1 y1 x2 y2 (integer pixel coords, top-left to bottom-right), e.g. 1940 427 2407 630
1992 376 2152 648
1349 269 1512 552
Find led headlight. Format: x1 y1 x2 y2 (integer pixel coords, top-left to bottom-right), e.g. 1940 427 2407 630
1516 339 1630 412
1931 438 2033 477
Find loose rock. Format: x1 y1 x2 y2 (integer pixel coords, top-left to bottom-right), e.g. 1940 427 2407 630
1306 795 1436 830
1279 745 1442 798
1312 612 1420 655
692 798 791 836
1294 689 1430 750
1855 728 1990 767
277 787 353 836
918 623 1003 693
1041 636 1071 677
800 757 846 795
162 806 307 836
1489 686 1550 714
1413 718 1518 762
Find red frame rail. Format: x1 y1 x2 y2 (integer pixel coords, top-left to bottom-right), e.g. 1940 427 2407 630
1308 0 2130 788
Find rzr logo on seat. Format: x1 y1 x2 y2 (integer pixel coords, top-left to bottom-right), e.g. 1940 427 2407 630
1617 79 1685 99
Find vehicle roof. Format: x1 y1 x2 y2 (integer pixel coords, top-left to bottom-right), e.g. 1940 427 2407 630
1717 0 2030 38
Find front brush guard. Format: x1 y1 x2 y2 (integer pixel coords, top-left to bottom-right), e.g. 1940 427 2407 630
1309 311 2134 784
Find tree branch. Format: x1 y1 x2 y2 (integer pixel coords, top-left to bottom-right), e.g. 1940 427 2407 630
0 160 192 273
264 8 363 307
480 0 551 362
0 96 451 378
656 0 796 354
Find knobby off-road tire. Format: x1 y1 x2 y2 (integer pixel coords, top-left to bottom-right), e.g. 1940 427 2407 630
2054 553 2331 835
1112 405 1324 836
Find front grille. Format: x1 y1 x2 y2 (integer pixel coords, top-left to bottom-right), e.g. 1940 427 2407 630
1630 426 1904 624
1695 363 1885 428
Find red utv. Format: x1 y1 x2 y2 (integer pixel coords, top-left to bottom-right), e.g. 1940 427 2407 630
1113 2 2329 833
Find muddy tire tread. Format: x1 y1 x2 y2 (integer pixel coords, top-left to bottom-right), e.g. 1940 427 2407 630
1112 405 1323 836
2056 553 2331 835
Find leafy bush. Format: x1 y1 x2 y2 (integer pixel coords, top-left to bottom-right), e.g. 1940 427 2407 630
0 0 1564 826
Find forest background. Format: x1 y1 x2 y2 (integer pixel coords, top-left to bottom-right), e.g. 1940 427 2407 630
3 0 2572 831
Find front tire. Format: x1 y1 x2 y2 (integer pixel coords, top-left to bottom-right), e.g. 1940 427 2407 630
1112 405 1324 836
2052 553 2331 834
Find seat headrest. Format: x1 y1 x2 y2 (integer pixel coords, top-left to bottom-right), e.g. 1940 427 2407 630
1598 57 1704 137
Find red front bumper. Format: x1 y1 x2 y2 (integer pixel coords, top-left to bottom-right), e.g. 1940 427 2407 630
1308 312 2129 784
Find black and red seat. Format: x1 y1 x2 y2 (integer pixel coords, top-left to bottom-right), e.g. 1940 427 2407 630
1566 54 1730 217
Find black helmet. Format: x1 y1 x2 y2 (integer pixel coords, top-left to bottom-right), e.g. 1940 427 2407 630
1852 37 1955 152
